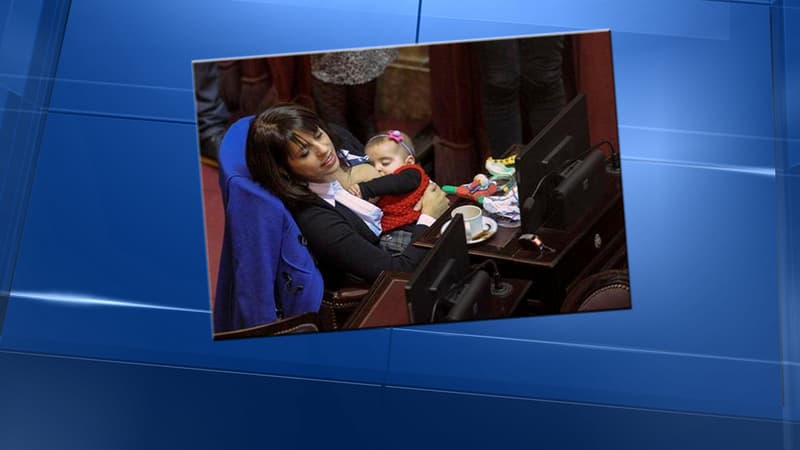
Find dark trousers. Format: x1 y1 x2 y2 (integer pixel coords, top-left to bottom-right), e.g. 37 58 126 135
193 62 231 159
193 62 230 141
476 36 567 157
312 78 377 144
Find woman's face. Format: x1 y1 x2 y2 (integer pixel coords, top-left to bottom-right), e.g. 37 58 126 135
285 128 340 183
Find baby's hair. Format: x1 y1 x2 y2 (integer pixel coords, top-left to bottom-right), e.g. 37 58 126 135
365 130 415 157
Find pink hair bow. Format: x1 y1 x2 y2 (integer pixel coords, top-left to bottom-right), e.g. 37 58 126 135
387 130 404 143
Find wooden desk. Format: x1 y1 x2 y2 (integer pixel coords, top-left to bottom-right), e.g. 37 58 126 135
415 176 627 312
343 272 532 329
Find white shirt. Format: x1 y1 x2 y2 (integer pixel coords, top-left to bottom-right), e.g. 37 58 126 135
307 181 436 234
308 181 383 236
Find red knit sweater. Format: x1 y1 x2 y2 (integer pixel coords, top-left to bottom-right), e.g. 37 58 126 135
377 164 430 232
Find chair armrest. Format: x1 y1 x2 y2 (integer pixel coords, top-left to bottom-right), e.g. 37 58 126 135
327 286 371 301
213 312 320 340
318 286 371 331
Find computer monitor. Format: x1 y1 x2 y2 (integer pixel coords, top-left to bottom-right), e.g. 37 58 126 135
516 93 592 233
406 214 491 324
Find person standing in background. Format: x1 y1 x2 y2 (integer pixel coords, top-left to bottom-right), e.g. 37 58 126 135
311 49 399 144
475 36 567 157
194 61 231 160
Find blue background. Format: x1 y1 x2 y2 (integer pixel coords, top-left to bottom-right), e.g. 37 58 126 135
0 0 797 448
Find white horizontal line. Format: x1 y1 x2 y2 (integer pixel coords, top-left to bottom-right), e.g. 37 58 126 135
8 290 209 314
620 156 776 176
393 328 781 366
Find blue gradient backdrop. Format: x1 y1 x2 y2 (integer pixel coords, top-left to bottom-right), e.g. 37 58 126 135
0 0 797 449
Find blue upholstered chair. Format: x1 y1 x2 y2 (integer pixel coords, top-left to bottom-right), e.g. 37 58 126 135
212 116 325 335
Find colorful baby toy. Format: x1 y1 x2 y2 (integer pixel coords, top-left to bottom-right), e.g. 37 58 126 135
442 174 498 203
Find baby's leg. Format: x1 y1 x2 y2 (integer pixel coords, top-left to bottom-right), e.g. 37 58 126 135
379 229 414 254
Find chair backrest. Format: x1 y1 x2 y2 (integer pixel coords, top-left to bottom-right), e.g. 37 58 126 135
212 117 324 332
560 269 631 313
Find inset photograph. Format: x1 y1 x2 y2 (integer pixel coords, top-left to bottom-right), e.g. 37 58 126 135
194 31 631 339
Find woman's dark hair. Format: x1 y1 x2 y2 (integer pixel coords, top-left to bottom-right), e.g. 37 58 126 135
245 103 343 209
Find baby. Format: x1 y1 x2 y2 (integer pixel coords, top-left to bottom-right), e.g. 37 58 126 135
348 130 430 252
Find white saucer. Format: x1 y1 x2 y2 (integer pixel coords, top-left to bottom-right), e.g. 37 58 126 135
440 216 498 245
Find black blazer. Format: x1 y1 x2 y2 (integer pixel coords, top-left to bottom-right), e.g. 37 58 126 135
293 198 429 289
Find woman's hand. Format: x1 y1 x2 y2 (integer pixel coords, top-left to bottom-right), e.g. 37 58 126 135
417 182 449 219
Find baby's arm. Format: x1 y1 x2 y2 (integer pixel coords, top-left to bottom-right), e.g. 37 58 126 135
358 168 421 199
342 164 380 190
338 164 379 197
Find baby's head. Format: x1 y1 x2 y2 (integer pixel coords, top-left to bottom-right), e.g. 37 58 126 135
364 130 416 176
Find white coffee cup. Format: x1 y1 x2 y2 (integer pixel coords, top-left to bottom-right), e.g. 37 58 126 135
451 205 484 239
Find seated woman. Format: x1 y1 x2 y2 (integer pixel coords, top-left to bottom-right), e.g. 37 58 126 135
245 103 450 289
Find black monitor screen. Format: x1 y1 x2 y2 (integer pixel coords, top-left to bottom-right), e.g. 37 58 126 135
516 93 590 232
405 213 470 323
